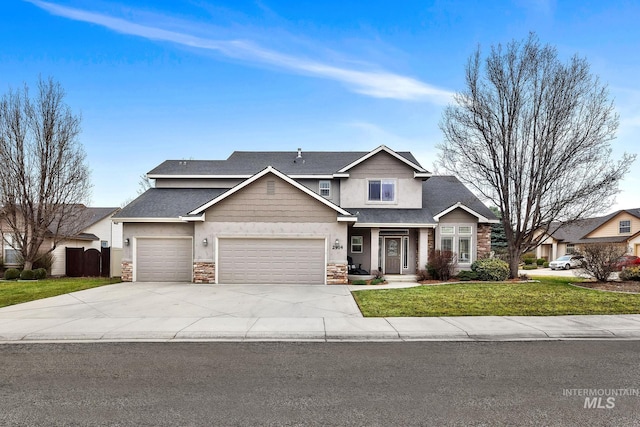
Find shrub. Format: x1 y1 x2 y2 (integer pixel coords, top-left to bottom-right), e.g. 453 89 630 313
457 270 478 281
427 250 456 281
34 268 47 280
4 268 20 280
577 243 627 282
536 258 545 266
370 278 385 285
20 269 35 280
543 262 550 268
372 270 384 280
471 258 510 281
351 279 367 285
522 265 538 270
416 269 431 281
33 252 55 273
523 258 535 265
619 266 640 282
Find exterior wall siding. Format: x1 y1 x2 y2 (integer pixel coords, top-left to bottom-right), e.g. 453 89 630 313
296 178 341 206
340 152 423 209
205 175 336 223
586 212 640 238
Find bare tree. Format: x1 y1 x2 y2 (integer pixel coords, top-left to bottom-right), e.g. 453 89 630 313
0 77 91 270
438 33 635 278
577 243 627 282
137 174 154 195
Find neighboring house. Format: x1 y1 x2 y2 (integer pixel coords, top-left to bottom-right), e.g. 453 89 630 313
114 145 498 284
1 206 122 276
536 209 640 261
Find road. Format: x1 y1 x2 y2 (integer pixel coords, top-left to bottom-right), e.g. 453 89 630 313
1 341 639 426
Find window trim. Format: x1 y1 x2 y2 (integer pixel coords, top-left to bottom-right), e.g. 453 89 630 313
441 226 455 234
402 236 409 269
620 220 631 234
566 243 575 255
367 179 396 203
3 235 20 265
350 236 363 253
458 236 471 264
319 180 331 198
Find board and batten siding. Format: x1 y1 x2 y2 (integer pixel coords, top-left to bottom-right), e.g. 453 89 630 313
205 175 337 223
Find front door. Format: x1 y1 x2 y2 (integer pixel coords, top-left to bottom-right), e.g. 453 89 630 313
385 238 401 274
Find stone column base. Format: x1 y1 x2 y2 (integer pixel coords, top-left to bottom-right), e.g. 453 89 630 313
121 261 132 282
327 263 348 284
194 262 216 284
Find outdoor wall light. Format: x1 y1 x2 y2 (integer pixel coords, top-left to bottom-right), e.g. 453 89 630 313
203 238 208 247
332 238 343 250
124 238 130 246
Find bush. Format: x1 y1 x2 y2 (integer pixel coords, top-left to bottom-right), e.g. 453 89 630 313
33 252 55 273
522 265 538 270
577 243 627 282
351 279 367 285
416 269 431 281
543 262 550 268
20 269 35 280
427 250 456 281
620 266 640 282
536 258 545 266
4 268 20 280
471 258 510 281
372 270 384 280
34 268 47 280
523 258 535 265
457 270 478 281
370 278 385 285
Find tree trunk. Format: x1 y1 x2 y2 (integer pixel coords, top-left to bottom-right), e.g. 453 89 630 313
508 247 520 279
24 260 33 271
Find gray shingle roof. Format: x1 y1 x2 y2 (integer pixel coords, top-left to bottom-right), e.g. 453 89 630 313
148 150 423 176
548 208 640 243
114 188 227 218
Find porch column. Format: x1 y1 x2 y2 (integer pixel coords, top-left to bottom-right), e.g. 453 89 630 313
370 228 380 273
552 242 558 260
418 228 429 271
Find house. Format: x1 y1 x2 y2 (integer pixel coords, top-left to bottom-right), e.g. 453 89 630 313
114 145 498 284
536 209 640 261
1 206 122 276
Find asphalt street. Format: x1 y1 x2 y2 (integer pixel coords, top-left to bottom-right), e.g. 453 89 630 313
1 341 639 426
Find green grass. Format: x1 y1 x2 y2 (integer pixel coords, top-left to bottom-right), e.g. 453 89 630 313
352 277 640 317
0 277 121 308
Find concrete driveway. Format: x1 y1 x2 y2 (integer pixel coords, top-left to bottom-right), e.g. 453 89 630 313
0 282 363 319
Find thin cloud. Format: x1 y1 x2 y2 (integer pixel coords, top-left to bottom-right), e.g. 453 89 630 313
28 0 453 103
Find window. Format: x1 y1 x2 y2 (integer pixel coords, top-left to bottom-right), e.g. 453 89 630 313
459 237 471 263
3 235 19 265
319 180 331 198
566 243 575 254
101 240 109 248
441 226 455 234
402 236 409 269
368 179 395 202
459 226 472 234
441 237 453 253
620 220 631 234
351 236 363 253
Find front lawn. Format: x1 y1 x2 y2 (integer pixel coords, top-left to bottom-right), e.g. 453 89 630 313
0 277 121 308
352 277 640 317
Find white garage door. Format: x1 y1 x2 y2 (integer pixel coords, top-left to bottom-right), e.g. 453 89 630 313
218 238 325 284
136 238 193 282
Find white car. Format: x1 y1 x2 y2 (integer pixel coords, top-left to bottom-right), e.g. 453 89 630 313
549 255 584 270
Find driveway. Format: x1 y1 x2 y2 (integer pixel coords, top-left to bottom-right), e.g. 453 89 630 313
0 282 363 319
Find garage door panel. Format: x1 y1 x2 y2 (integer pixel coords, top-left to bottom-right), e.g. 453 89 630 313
218 238 325 284
136 238 192 282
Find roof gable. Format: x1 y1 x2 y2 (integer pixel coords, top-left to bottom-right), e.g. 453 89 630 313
337 145 428 175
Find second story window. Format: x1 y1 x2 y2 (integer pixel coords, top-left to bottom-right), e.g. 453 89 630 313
319 180 331 198
368 179 395 202
620 220 631 234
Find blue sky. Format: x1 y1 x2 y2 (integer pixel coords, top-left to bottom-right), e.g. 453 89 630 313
2 0 639 210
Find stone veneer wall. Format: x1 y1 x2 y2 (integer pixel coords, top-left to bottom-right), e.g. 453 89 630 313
121 261 132 282
477 224 492 259
194 262 216 284
327 263 348 284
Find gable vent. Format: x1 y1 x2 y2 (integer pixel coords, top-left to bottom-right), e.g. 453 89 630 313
267 180 275 195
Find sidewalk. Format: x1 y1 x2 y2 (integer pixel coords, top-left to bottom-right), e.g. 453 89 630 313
1 278 639 343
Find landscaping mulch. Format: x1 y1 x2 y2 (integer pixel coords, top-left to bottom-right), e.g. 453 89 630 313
571 281 640 294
